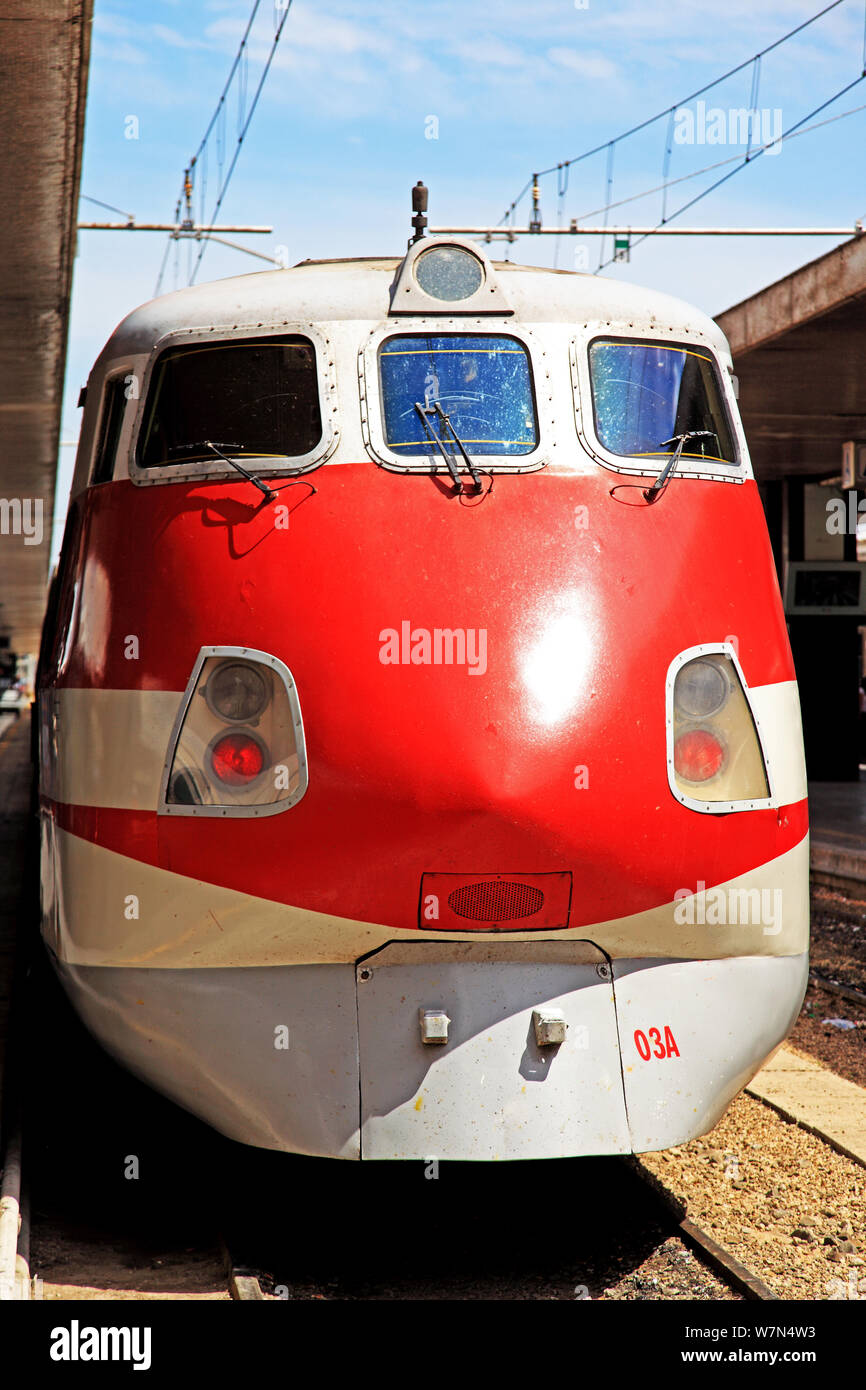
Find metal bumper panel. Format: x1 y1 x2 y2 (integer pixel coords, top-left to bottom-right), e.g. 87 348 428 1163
356 941 631 1160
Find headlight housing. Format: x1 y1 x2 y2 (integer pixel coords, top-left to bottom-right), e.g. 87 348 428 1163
159 647 307 817
667 646 771 812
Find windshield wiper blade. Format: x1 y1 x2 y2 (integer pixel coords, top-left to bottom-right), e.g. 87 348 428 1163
414 403 465 493
643 430 715 504
202 440 277 503
430 403 484 494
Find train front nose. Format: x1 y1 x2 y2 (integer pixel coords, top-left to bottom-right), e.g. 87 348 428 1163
299 586 626 936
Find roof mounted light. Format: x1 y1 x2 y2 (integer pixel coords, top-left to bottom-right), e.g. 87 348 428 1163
414 244 484 302
390 197 512 316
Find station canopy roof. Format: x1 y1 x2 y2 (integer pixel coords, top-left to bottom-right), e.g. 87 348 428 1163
716 235 866 483
0 1 91 659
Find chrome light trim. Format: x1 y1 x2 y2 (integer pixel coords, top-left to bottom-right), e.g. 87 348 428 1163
665 642 775 814
158 645 308 818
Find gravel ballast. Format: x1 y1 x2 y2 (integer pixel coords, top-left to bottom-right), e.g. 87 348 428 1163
640 1091 865 1300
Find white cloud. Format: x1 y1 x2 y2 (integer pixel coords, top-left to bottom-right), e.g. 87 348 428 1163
150 24 213 52
547 46 618 81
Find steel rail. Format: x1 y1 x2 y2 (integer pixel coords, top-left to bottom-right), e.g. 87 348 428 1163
631 1159 780 1301
809 971 866 1008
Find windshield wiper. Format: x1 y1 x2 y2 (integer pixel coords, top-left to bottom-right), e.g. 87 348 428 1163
201 440 277 503
414 404 463 492
167 440 278 502
413 403 483 495
643 430 715 504
431 403 484 494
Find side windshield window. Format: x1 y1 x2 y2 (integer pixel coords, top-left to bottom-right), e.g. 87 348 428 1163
92 376 128 484
588 339 737 466
138 336 322 469
378 334 537 459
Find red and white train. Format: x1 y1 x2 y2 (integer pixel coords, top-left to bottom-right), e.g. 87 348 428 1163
37 218 809 1160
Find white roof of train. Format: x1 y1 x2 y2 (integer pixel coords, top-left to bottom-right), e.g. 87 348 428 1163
95 255 732 365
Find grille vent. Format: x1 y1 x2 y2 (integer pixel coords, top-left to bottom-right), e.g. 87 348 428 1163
447 880 545 923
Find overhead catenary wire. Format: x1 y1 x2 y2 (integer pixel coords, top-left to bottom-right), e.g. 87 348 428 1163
80 194 135 222
573 99 866 222
154 0 293 294
593 71 866 273
500 0 856 222
190 1 295 284
497 0 861 257
187 1 263 181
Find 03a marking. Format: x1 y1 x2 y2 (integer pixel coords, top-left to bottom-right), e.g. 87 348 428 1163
634 1026 680 1060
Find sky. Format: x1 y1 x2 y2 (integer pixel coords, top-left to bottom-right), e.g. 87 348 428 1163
56 0 866 557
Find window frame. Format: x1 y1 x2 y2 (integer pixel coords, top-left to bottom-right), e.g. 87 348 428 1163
129 322 339 486
571 332 749 485
90 373 132 486
361 320 551 475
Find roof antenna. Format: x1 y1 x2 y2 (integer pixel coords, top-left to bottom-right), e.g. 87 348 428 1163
411 181 428 246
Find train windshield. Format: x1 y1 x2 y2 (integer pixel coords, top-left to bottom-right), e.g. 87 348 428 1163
138 336 322 469
378 335 537 460
588 339 737 465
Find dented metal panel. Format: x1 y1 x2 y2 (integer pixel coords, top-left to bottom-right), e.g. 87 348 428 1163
356 941 630 1160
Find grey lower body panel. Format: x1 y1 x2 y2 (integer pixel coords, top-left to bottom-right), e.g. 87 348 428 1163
55 956 362 1156
52 943 809 1160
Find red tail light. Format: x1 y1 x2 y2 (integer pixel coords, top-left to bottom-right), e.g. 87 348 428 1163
210 732 265 785
674 728 725 783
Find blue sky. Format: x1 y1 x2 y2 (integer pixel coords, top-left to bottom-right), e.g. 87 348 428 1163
57 0 866 553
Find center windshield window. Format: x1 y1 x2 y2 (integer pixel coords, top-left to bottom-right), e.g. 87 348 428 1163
138 336 322 469
378 334 538 459
588 339 737 466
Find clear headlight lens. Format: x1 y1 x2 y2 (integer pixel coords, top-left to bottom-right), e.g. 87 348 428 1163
674 658 729 719
205 661 269 722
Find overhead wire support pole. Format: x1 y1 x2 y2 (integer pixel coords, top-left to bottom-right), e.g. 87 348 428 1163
194 234 283 265
78 223 273 233
430 225 865 237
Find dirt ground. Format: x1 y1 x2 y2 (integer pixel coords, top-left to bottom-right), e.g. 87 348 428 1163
789 889 866 1086
31 1226 230 1300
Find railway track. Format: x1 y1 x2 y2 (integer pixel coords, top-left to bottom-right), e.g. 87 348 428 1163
809 972 866 1009
631 1161 779 1302
220 1151 782 1302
